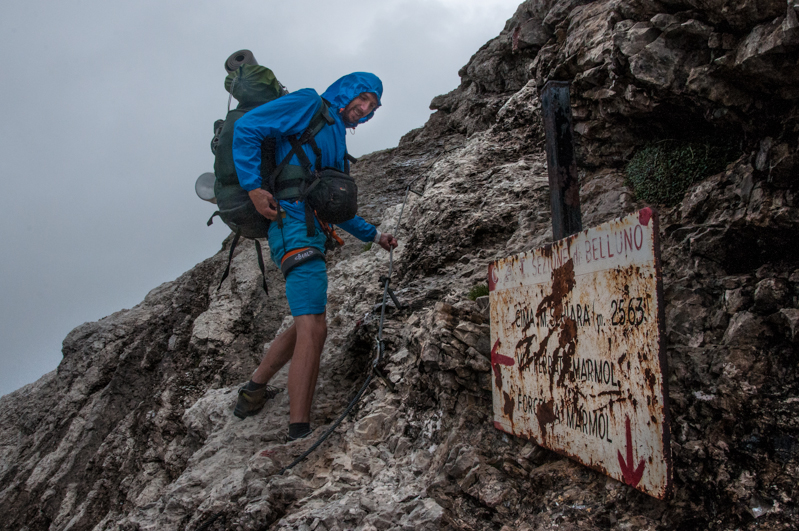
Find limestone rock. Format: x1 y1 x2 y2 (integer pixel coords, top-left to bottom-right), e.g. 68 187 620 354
753 278 792 314
776 308 799 343
2 1 799 529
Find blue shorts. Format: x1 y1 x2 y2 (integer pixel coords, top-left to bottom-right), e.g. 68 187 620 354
268 211 327 316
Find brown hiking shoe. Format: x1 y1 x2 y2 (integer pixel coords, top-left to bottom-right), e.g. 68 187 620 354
233 384 281 419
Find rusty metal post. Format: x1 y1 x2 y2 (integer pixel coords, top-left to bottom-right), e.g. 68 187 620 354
541 80 582 240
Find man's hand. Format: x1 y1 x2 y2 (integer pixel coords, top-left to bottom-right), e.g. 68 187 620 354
377 232 398 251
248 188 278 220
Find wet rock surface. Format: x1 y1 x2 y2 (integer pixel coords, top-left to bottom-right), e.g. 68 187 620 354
1 0 798 529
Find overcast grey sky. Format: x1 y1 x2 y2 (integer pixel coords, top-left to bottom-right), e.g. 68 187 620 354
0 0 520 396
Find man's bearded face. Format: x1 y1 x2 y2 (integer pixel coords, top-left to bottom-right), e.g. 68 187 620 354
341 92 379 124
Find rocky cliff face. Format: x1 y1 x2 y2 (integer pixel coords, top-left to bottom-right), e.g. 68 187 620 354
431 0 799 173
1 1 798 530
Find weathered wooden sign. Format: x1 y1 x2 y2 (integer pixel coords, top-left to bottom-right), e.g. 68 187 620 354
489 208 671 499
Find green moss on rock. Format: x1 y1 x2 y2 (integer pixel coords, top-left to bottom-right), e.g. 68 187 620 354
624 140 734 206
468 284 489 301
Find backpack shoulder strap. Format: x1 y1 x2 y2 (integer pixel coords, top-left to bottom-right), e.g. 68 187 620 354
266 97 335 235
217 230 269 295
265 97 334 195
217 229 242 291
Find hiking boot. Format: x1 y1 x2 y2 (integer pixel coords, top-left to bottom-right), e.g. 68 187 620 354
233 384 280 419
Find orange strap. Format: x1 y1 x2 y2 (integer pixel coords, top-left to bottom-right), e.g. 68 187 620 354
316 216 345 247
330 229 344 246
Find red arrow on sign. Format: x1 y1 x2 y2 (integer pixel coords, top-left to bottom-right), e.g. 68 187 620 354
491 338 514 367
491 338 514 384
617 415 645 487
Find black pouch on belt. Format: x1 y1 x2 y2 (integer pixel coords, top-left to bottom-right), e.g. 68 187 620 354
303 168 358 225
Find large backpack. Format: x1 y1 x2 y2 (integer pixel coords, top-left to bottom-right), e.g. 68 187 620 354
203 56 283 293
210 61 283 239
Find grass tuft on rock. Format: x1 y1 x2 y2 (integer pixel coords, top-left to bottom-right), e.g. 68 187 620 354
468 284 489 301
624 140 734 206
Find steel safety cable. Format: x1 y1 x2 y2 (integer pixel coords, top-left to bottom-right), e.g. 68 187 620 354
280 184 413 475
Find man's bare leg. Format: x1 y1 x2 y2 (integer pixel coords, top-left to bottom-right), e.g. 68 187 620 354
251 323 297 385
234 323 298 419
287 313 327 423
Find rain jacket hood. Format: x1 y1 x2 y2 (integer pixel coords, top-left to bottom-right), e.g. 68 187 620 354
322 72 383 127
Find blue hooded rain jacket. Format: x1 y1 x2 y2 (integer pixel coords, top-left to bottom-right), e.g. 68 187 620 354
232 72 383 243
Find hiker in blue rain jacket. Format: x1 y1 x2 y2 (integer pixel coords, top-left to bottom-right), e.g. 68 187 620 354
231 72 397 439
